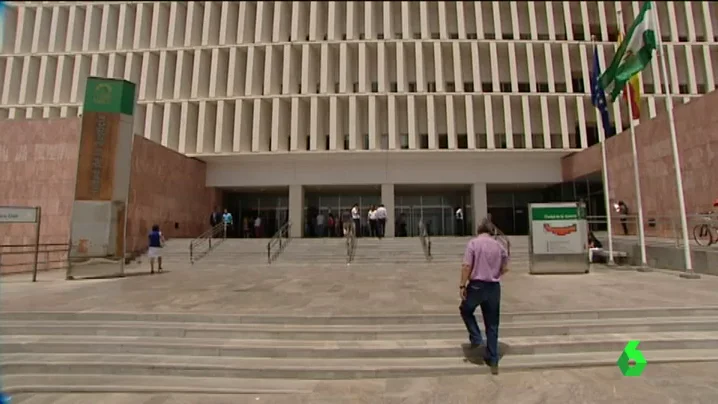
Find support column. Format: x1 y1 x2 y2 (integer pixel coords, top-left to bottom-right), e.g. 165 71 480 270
289 184 304 238
471 183 488 235
381 184 395 237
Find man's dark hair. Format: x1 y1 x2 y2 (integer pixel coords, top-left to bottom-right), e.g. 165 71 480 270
476 218 496 235
152 224 160 232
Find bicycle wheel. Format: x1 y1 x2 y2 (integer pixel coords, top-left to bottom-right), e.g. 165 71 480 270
693 224 713 246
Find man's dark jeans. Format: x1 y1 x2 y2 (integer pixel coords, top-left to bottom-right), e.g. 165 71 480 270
459 280 501 365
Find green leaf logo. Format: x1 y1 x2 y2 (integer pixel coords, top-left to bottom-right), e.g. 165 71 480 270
617 340 647 376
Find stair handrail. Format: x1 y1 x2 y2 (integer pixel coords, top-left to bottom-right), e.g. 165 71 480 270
418 220 432 261
346 223 357 263
189 222 226 264
267 221 292 263
491 223 511 256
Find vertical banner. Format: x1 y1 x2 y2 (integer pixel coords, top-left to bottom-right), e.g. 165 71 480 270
67 77 136 279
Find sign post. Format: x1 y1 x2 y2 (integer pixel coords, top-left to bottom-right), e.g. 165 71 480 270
0 206 41 281
66 77 136 280
529 202 590 275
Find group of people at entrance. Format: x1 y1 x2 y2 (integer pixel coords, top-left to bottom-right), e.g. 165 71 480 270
309 204 388 238
210 208 266 238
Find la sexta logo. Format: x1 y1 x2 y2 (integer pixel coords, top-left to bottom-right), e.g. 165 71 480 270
543 223 577 236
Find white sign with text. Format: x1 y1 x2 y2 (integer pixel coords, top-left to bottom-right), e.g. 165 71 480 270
0 207 38 223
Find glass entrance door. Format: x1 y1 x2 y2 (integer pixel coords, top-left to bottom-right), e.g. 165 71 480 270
394 194 470 237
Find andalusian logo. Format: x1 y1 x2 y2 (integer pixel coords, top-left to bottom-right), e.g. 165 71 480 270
93 83 113 105
543 223 577 236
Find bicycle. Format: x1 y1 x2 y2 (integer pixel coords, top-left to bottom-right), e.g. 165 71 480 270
692 211 718 246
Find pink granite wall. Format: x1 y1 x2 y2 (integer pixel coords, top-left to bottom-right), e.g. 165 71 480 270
125 136 221 255
0 117 80 273
562 90 718 237
0 117 218 274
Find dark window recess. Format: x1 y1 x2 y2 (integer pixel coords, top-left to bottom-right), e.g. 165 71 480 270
485 32 496 40
573 30 585 41
323 34 327 41
359 33 365 40
571 78 585 93
607 27 619 41
413 33 422 39
342 34 347 40
325 135 330 150
519 33 531 40
499 82 512 92
390 82 398 92
353 82 359 92
438 134 449 149
467 33 478 39
334 82 340 93
678 35 688 42
537 33 550 40
362 134 369 150
495 134 507 149
279 84 283 93
464 82 474 92
555 82 567 93
482 82 493 92
518 82 531 93
556 33 567 40
371 82 379 92
431 32 440 39
315 84 320 94
377 33 385 40
400 134 409 149
696 35 706 42
457 134 468 149
585 125 599 147
537 83 550 93
697 84 707 94
408 82 417 92
305 137 311 150
395 32 402 39
502 33 514 40
427 82 437 92
299 84 303 93
305 35 310 41
449 33 459 39
446 82 455 92
662 35 670 42
589 25 601 39
678 84 690 94
644 83 655 93
419 134 429 149
343 136 349 150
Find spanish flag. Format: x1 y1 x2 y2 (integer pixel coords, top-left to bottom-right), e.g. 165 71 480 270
617 32 642 120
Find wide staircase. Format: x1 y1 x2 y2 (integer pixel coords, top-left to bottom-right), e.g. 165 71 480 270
2 307 718 394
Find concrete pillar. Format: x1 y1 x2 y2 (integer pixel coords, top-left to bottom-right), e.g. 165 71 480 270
471 183 488 235
289 184 304 238
381 183 395 237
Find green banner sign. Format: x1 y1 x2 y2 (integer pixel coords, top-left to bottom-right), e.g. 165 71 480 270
531 207 581 221
83 77 136 116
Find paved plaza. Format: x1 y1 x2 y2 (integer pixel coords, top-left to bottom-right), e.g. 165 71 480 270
3 255 718 403
3 258 718 315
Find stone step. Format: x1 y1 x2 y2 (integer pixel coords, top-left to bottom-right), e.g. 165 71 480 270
4 307 716 324
4 329 718 357
2 374 316 395
4 316 718 341
3 348 718 379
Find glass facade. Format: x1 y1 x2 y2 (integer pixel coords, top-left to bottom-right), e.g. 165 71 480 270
224 192 289 238
394 193 472 237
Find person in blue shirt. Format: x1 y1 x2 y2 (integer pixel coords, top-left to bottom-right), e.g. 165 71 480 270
222 209 233 237
148 224 165 274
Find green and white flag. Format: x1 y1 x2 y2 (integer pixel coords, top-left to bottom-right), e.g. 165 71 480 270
599 2 658 102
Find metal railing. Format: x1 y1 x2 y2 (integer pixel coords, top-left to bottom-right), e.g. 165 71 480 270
0 242 71 282
492 225 511 257
267 221 292 263
346 223 357 264
418 221 432 261
586 213 718 249
189 222 226 264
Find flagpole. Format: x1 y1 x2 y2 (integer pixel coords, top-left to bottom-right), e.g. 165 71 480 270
652 4 698 279
592 36 616 265
616 6 649 271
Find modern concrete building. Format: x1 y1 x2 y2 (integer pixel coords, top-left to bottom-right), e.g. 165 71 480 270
1 1 717 237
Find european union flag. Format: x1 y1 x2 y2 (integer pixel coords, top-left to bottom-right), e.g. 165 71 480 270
590 46 615 139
